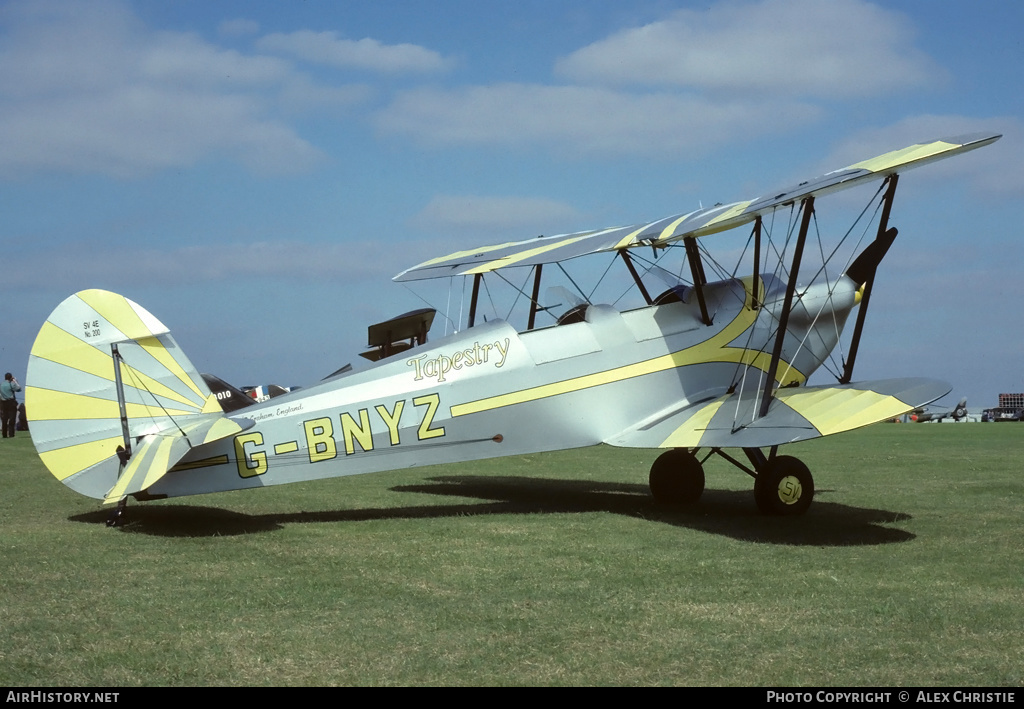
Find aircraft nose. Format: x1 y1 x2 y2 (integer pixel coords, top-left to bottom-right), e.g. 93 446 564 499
787 278 859 324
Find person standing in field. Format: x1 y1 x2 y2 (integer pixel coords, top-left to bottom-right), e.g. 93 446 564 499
1 372 22 438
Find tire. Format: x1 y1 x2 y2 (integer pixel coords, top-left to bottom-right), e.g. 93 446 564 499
649 449 705 505
754 455 814 516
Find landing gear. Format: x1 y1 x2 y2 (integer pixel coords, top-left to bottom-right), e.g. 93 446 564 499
754 455 814 516
649 449 705 505
106 497 128 527
646 447 815 514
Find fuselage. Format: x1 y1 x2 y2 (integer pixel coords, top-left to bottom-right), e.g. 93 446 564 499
150 273 860 499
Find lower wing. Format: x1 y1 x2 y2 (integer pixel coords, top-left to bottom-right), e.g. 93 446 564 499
607 378 950 449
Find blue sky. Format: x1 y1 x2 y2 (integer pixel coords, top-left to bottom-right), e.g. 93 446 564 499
2 0 1021 410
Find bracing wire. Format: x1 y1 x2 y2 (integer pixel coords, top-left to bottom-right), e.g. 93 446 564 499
770 185 889 385
730 215 783 429
457 274 466 333
474 267 539 324
120 355 190 442
801 181 887 289
502 267 536 321
556 261 591 305
481 275 498 322
728 203 806 430
587 253 619 303
445 276 454 336
612 244 690 306
400 282 459 331
780 182 888 380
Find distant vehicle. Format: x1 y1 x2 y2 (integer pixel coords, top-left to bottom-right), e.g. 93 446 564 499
982 408 1024 422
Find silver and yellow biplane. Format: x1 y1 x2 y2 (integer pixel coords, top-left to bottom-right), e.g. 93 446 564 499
26 132 999 524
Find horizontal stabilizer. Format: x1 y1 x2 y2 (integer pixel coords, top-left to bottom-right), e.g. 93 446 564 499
103 414 252 504
607 378 950 450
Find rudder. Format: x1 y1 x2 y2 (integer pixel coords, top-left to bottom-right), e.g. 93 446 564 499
26 289 248 501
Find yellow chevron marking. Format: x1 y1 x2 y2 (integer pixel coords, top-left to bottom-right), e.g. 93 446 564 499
140 436 176 491
204 416 243 444
775 387 906 435
660 396 729 448
136 336 207 401
613 225 650 249
104 436 177 503
848 140 955 174
412 240 523 269
658 214 692 242
78 290 155 341
120 361 206 409
26 387 198 421
651 202 754 244
451 344 800 417
104 458 140 504
30 322 205 411
31 322 113 379
201 394 224 414
693 200 754 236
452 278 804 416
463 234 596 275
39 436 123 481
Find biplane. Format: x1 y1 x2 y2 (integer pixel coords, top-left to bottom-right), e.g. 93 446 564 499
25 131 999 524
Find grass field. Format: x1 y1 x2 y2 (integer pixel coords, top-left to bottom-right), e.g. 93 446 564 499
1 424 1021 686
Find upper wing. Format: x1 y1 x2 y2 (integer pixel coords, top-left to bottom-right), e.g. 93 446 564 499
394 132 1000 282
606 378 950 450
651 132 1001 244
393 225 648 282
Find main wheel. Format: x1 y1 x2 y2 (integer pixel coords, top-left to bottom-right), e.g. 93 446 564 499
754 455 814 516
649 449 705 505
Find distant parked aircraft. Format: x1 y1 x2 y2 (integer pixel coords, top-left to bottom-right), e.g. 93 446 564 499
910 397 969 422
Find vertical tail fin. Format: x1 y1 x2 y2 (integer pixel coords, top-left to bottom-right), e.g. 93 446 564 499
26 289 248 501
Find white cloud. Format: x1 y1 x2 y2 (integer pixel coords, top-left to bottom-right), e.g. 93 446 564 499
376 83 820 157
256 31 454 74
411 195 582 237
554 0 942 98
4 239 424 290
374 0 943 158
219 18 260 38
276 75 375 115
0 87 322 176
140 32 292 87
0 0 340 177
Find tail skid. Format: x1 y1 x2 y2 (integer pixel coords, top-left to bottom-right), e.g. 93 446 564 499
26 290 250 502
